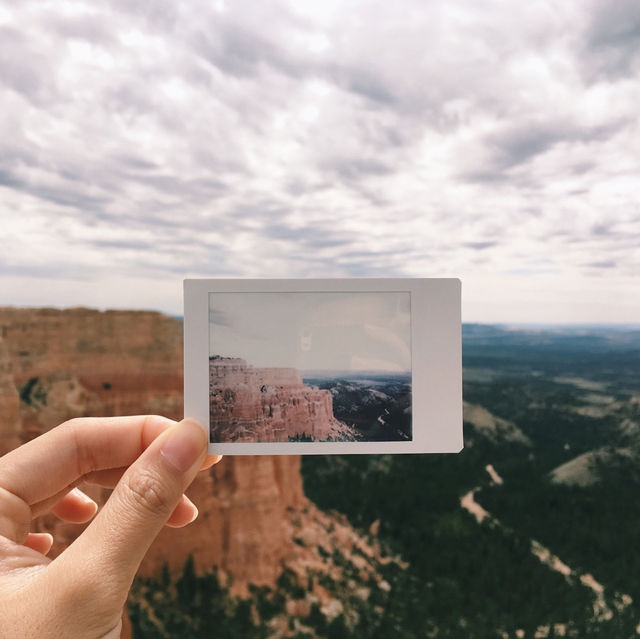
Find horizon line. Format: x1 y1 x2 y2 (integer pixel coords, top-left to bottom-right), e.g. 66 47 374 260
1 305 638 328
209 357 410 375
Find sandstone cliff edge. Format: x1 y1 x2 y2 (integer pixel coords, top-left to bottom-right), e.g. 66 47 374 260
210 357 349 443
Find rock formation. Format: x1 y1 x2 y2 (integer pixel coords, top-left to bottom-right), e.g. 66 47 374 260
142 453 305 587
0 307 184 433
0 307 306 590
210 357 347 442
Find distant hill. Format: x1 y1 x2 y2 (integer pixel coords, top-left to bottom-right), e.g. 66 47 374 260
549 447 634 487
463 401 531 446
463 323 640 353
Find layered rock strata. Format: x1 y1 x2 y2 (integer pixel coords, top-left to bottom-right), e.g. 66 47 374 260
0 307 184 433
210 358 344 442
142 454 305 587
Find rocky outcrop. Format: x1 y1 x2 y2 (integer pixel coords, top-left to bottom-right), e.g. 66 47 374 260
0 307 306 592
141 454 306 589
210 358 346 442
0 307 184 433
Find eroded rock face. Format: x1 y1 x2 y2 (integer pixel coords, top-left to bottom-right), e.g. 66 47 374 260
210 358 342 442
141 454 306 589
0 307 306 591
0 307 184 432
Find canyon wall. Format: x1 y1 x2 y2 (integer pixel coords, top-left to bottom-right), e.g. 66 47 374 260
0 307 305 590
0 307 184 433
210 358 341 442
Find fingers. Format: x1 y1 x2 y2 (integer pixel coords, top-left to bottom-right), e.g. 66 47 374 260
38 486 196 528
49 490 199 528
51 488 98 524
166 495 198 528
82 454 223 489
0 486 31 544
0 415 177 508
0 415 175 544
201 454 223 470
50 419 207 599
24 532 54 555
0 415 221 559
31 455 221 526
1 486 99 545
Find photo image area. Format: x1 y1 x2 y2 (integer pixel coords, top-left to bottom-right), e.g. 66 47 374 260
208 291 412 444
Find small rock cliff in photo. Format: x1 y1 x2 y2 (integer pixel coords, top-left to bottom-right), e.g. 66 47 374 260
209 356 352 442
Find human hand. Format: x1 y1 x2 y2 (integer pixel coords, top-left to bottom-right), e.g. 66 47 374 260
0 415 222 638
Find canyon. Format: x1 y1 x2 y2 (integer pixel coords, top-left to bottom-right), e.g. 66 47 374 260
210 357 347 442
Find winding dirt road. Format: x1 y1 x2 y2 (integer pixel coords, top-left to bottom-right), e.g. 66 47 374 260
460 464 637 634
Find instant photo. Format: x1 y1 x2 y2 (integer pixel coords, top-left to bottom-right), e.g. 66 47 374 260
184 279 462 455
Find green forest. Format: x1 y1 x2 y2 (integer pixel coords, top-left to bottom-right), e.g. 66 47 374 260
131 326 640 638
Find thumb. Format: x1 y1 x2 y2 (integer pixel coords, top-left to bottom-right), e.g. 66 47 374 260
51 418 208 605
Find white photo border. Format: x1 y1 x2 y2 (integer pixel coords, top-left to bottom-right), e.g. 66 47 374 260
184 278 462 455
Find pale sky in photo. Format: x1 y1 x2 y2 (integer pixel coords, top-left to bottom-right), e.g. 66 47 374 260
209 291 411 372
1 1 638 323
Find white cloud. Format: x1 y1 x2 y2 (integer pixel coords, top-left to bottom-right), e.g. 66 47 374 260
0 0 638 322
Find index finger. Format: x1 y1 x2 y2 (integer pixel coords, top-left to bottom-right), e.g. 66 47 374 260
0 415 176 508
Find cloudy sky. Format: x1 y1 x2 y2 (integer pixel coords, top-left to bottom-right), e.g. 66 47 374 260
1 0 638 323
210 291 411 371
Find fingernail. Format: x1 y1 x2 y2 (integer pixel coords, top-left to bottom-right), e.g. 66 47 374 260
161 419 207 473
71 487 98 507
200 454 224 471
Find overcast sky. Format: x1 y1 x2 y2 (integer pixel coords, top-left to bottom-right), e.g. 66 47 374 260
1 0 638 323
210 291 411 371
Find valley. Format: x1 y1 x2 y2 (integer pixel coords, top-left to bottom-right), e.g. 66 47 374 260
303 372 412 442
302 325 640 637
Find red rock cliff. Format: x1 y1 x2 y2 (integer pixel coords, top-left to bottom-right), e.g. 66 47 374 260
0 307 305 590
210 358 344 442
